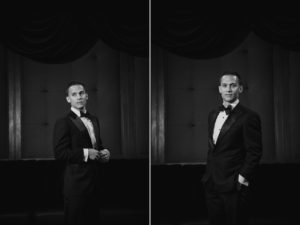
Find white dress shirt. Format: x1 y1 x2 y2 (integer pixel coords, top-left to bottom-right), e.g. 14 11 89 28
212 99 249 186
213 99 239 145
71 107 97 162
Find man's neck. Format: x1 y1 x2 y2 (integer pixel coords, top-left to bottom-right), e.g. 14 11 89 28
223 99 239 108
71 107 87 117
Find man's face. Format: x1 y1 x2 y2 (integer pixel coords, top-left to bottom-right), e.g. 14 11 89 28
66 85 88 110
218 75 243 103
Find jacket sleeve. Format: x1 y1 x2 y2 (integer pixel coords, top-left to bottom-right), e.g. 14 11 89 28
95 118 104 150
53 118 84 163
240 112 263 181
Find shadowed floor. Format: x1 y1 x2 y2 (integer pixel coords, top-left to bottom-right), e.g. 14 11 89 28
152 217 299 225
0 208 148 225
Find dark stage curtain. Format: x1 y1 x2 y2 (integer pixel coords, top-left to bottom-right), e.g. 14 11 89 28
251 12 300 51
152 4 300 59
88 2 148 58
0 5 148 64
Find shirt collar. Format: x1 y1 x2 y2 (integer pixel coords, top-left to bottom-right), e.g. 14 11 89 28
71 107 86 117
223 99 239 110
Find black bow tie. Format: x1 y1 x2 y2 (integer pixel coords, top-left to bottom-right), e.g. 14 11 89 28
80 111 89 118
219 105 232 115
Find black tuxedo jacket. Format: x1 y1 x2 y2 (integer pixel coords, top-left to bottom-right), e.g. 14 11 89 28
53 111 104 197
202 103 263 192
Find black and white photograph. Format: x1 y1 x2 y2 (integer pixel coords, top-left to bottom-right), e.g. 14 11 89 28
0 3 149 225
151 3 300 225
1 2 300 225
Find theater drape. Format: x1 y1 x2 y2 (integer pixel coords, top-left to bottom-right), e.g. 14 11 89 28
0 4 148 64
152 4 300 59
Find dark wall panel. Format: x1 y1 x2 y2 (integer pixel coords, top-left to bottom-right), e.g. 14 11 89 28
0 44 8 159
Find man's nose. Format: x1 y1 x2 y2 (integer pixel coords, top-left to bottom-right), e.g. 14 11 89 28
227 86 232 92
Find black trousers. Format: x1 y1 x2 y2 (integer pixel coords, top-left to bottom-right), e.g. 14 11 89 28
64 195 100 225
204 183 251 225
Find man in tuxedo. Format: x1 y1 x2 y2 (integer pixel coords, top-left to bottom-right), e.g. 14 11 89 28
202 72 263 225
53 81 110 225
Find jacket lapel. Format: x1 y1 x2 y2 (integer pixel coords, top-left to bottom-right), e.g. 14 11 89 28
215 104 244 146
209 110 219 147
89 116 100 149
68 111 89 134
68 111 101 149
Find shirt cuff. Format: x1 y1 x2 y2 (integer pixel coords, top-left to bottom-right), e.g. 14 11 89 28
238 174 249 186
83 148 89 162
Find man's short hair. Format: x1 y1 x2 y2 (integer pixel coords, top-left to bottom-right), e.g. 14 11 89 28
65 81 86 96
219 71 243 86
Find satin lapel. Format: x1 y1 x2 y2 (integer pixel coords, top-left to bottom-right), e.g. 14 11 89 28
68 112 89 134
69 116 88 133
89 116 100 149
216 104 244 145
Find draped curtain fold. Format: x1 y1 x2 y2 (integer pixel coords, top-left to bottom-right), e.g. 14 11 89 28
152 8 251 59
0 6 148 64
152 6 300 59
251 13 300 51
1 13 98 64
87 3 148 58
1 6 300 62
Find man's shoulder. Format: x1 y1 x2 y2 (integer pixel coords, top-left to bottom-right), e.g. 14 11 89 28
237 104 261 121
208 108 218 115
54 112 75 123
208 108 218 120
238 104 259 114
86 112 99 120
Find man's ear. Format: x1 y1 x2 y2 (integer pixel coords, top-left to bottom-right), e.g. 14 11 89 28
86 93 88 100
66 96 70 103
239 85 243 93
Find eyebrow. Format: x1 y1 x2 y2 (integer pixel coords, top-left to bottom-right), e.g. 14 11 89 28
221 82 237 85
70 90 84 94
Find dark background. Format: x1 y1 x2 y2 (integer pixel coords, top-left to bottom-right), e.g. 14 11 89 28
0 4 149 225
151 3 300 225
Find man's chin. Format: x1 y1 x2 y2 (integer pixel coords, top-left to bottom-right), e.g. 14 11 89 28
77 104 85 108
73 105 85 110
224 98 235 103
